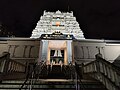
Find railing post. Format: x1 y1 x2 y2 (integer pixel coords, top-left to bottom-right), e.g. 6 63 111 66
0 60 6 73
25 62 29 74
95 59 100 72
75 72 79 90
81 63 84 79
2 52 10 74
95 54 102 81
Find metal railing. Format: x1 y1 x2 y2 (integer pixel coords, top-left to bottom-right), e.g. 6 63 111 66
63 62 85 90
63 65 73 79
19 61 46 90
73 62 86 90
83 54 120 90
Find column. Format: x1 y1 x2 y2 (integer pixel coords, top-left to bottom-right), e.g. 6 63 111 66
64 48 68 65
72 42 74 64
12 45 19 57
29 46 34 58
47 48 50 64
23 45 27 58
8 45 11 52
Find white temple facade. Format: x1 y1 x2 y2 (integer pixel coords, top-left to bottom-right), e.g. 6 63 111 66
28 10 120 65
30 10 85 39
0 11 120 66
30 10 86 65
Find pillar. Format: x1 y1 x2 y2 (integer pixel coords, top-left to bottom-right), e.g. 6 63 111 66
64 48 68 65
12 45 19 57
29 46 34 58
23 45 27 57
47 48 50 64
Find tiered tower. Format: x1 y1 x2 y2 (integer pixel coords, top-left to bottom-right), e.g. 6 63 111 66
30 10 85 39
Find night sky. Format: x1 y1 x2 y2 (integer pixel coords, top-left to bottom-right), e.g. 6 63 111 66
0 0 120 40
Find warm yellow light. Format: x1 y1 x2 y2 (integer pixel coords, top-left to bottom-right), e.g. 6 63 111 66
56 22 60 26
48 40 66 49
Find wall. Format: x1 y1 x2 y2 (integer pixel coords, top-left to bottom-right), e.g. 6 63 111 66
73 39 120 64
0 38 41 63
0 41 8 54
1 38 120 64
104 44 120 62
73 39 105 64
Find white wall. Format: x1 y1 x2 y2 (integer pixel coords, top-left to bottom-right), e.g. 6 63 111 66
73 40 105 59
73 40 120 63
0 41 8 54
0 38 40 62
0 38 120 64
104 44 120 62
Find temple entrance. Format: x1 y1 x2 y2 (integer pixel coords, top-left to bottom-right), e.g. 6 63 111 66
47 40 68 65
50 50 64 64
41 40 72 65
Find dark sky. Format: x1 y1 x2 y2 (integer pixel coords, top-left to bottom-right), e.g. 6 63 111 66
0 0 120 39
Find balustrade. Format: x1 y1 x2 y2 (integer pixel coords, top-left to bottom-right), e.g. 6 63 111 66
0 52 26 80
83 55 120 90
0 52 10 73
7 60 26 73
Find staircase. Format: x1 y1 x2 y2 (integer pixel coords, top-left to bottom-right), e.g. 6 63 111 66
47 65 65 79
83 54 120 90
0 64 107 90
0 52 120 90
0 79 108 90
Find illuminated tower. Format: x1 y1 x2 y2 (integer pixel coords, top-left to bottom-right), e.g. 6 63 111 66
30 10 85 39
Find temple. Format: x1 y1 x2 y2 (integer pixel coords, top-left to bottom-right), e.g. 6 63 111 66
31 10 85 39
0 11 120 90
30 11 85 65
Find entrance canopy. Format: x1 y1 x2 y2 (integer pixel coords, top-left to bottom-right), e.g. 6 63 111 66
48 40 66 49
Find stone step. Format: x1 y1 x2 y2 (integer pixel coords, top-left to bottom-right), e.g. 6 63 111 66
0 73 26 80
0 79 107 90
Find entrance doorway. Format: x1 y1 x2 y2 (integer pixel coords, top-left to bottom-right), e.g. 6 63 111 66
50 50 64 64
47 40 68 65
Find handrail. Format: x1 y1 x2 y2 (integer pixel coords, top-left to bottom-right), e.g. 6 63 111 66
0 52 9 60
69 64 76 79
62 62 85 90
0 52 10 73
19 61 46 90
63 65 72 79
72 62 85 90
83 54 120 90
35 61 47 77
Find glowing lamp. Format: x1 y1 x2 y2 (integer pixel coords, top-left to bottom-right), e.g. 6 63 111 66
56 22 60 26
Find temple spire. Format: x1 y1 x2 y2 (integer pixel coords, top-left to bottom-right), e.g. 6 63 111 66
30 11 85 39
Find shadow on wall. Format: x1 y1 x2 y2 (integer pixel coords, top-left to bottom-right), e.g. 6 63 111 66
113 55 120 68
